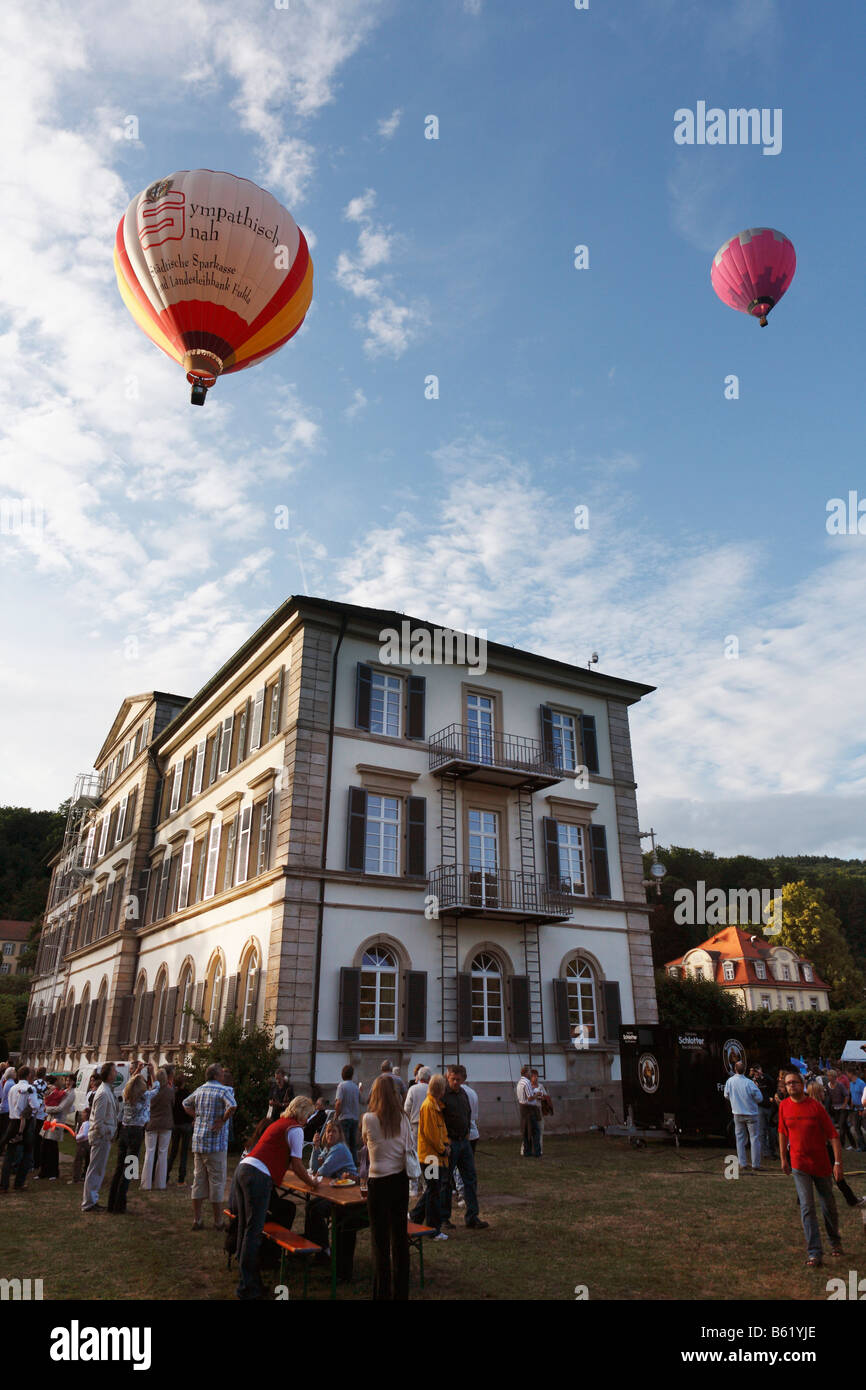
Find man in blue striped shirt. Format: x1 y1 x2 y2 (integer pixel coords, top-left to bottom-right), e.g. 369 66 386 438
184 1063 236 1231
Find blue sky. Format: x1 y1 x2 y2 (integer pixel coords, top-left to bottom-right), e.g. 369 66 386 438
1 0 864 856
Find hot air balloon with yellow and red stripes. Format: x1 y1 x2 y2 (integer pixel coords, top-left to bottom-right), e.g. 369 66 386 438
711 227 796 327
114 170 313 404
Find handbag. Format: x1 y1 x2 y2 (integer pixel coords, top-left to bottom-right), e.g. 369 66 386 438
403 1115 421 1181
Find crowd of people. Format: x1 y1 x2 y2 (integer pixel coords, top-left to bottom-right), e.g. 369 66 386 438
723 1058 866 1267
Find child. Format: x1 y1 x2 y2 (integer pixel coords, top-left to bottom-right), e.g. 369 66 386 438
71 1110 91 1183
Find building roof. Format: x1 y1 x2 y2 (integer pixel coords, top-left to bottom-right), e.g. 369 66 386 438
0 920 32 941
156 594 657 750
666 924 829 990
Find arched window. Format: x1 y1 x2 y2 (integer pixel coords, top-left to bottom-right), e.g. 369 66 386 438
131 974 147 1044
95 980 108 1049
470 952 503 1039
63 989 75 1048
360 946 398 1038
204 953 225 1036
79 985 91 1047
153 968 169 1044
239 943 261 1034
177 962 194 1045
566 957 597 1041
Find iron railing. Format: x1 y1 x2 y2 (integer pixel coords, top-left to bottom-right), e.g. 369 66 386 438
428 723 561 778
429 865 571 918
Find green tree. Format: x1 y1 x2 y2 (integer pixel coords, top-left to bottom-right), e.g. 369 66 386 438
184 1010 280 1149
765 881 865 1008
654 970 745 1029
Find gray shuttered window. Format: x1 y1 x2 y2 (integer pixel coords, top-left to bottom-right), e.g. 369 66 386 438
139 991 155 1044
346 787 367 871
543 817 560 888
404 971 427 1041
540 705 555 762
338 967 361 1039
590 825 611 898
406 797 426 877
117 994 134 1046
355 663 373 730
603 980 622 1040
580 714 600 774
552 978 572 1042
457 972 472 1042
406 675 426 740
509 975 530 1040
224 975 239 1019
163 987 179 1043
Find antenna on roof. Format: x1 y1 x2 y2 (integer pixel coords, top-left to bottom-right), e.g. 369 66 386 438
587 652 599 670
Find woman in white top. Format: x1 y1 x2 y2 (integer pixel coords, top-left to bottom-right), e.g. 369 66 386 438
362 1076 414 1300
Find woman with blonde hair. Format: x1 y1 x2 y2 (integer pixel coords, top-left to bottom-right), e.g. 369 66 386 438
410 1072 449 1239
108 1061 158 1214
362 1075 414 1299
141 1067 174 1190
233 1093 318 1301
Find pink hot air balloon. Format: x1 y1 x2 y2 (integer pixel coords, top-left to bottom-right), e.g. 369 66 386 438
711 227 796 327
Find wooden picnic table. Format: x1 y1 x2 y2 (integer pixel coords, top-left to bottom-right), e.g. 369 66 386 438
278 1171 368 1299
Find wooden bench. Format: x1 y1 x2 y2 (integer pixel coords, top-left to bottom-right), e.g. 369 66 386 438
407 1222 436 1289
262 1222 321 1299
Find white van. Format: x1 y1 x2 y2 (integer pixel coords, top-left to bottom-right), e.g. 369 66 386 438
73 1061 131 1120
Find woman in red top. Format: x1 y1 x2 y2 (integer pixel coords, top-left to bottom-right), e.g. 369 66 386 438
233 1096 317 1301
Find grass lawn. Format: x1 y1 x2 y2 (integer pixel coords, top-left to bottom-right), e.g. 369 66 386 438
2 1133 865 1301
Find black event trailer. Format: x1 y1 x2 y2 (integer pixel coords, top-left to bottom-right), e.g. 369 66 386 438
618 1024 790 1140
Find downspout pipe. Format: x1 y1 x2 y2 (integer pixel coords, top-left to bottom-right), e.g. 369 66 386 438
310 613 348 1088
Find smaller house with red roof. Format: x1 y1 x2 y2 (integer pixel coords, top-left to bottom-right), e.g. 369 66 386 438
666 925 830 1014
0 920 32 978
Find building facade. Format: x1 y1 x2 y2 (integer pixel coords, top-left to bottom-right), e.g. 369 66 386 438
22 597 658 1131
0 920 32 977
667 925 830 1013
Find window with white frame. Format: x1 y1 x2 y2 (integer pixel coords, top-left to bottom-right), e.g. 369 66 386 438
803 964 813 983
169 763 182 814
203 823 221 899
809 997 819 1011
177 838 193 910
781 964 791 981
206 956 224 1034
566 957 597 1040
694 965 704 981
235 805 252 885
240 944 260 1033
178 965 193 1044
466 692 494 762
364 795 400 875
723 960 735 981
468 808 499 906
115 793 128 845
761 994 771 1010
470 952 503 1039
557 822 586 894
550 710 578 770
786 996 796 1011
754 960 766 980
97 816 109 860
192 739 206 797
369 671 402 738
3 942 15 955
359 946 397 1037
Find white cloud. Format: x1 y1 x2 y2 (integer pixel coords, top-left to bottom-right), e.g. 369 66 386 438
336 436 866 856
345 387 368 420
378 108 403 139
336 190 428 357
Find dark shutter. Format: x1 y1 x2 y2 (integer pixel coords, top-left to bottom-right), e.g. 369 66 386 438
338 967 361 1039
580 714 599 774
355 663 372 731
406 797 426 877
151 777 164 828
590 825 611 898
117 994 134 1046
510 976 530 1040
553 978 572 1042
164 987 179 1043
406 675 426 740
71 1003 83 1045
269 666 284 739
126 786 137 836
224 975 239 1018
193 981 205 1020
140 991 155 1043
102 881 115 939
84 1001 98 1045
404 971 427 1041
543 817 561 888
603 981 622 1040
457 972 472 1042
540 705 555 762
346 787 367 871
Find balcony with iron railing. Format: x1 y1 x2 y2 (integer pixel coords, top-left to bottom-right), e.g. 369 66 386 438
428 865 571 922
428 724 564 789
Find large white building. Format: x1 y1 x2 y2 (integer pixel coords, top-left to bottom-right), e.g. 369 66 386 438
23 596 657 1131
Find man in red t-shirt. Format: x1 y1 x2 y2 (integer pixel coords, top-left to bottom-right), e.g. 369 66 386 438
778 1071 844 1267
